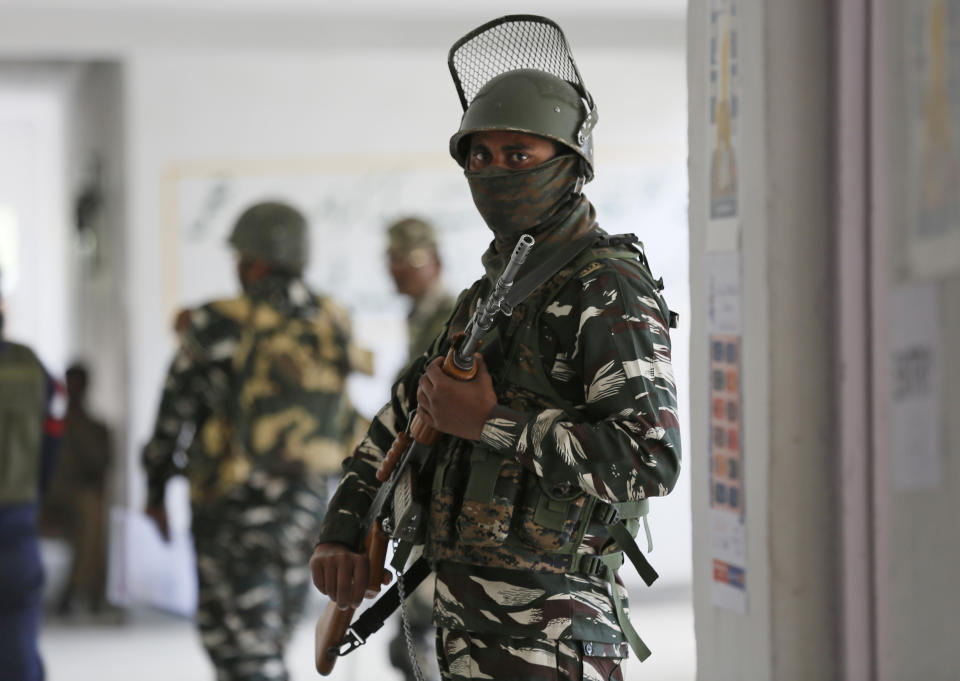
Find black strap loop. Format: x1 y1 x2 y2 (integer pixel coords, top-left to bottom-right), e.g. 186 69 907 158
334 556 432 656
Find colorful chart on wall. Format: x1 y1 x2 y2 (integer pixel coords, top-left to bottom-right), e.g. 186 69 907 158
705 252 748 613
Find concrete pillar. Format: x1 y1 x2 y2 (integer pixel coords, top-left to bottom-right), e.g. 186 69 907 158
688 1 840 679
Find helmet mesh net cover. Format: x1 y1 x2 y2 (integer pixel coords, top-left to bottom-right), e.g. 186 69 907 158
448 15 590 111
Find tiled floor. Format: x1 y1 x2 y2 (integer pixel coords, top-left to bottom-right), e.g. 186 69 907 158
39 583 695 681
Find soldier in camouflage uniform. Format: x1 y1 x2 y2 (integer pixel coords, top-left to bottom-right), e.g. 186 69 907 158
311 16 680 681
386 217 456 681
387 217 457 368
143 201 371 681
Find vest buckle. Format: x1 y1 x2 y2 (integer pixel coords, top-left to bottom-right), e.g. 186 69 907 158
596 503 621 526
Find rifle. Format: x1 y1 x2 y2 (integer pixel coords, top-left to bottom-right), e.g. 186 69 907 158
315 234 535 675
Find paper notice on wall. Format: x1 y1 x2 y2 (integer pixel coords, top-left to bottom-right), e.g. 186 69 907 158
904 0 960 278
706 0 741 251
706 254 748 613
889 283 943 489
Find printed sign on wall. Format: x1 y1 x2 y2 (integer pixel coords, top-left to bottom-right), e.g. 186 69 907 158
889 283 943 489
905 0 960 277
706 253 748 613
707 0 741 251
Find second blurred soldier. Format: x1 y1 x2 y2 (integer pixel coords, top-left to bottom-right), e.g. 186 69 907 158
386 218 456 367
143 201 370 681
385 217 455 681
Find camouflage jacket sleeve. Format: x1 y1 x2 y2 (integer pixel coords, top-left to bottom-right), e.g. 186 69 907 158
142 350 201 507
316 285 471 548
478 257 681 503
141 306 225 507
314 359 424 549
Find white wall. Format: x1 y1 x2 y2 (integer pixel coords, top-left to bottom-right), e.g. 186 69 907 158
0 66 73 375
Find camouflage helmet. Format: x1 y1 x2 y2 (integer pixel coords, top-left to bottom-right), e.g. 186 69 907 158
386 217 439 267
227 201 308 272
448 15 598 181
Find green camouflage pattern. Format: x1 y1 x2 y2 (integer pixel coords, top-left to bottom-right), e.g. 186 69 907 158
193 472 327 681
143 275 368 507
387 217 439 258
143 273 367 680
438 628 626 681
316 193 680 651
465 155 583 245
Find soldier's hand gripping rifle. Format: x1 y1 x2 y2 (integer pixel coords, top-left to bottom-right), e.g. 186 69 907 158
315 234 535 676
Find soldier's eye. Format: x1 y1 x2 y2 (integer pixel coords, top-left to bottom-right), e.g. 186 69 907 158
469 149 491 169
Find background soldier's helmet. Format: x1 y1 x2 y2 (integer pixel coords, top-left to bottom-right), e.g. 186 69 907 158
448 15 599 181
227 201 309 272
386 217 439 267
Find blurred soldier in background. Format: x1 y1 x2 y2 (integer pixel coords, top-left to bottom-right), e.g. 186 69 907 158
385 217 456 681
142 201 371 681
386 217 457 368
0 278 62 681
41 362 112 616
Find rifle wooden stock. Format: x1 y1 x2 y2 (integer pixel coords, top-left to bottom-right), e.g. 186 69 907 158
314 523 389 675
315 602 354 675
314 343 479 675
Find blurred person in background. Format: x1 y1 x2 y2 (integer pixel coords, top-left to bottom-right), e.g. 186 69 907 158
311 15 680 681
40 362 113 617
384 217 456 681
142 201 371 681
387 217 457 371
0 275 63 681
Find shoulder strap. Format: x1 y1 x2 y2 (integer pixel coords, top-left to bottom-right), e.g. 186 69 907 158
502 232 598 310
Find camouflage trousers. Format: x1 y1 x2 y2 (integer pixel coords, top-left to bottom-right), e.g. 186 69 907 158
437 629 626 681
192 473 328 681
389 575 439 681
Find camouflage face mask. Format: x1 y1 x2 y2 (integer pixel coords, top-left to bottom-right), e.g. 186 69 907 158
465 155 583 242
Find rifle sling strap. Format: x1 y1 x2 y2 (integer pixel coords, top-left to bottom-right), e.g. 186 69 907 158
502 232 599 310
340 556 432 652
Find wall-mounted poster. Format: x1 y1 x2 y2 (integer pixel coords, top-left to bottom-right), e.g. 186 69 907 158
905 0 960 278
707 0 741 251
705 253 748 613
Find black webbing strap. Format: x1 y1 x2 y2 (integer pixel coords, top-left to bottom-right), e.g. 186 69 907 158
605 519 659 587
339 556 432 652
502 232 599 310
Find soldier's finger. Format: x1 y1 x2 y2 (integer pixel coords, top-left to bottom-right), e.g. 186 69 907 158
309 555 327 594
350 554 369 607
418 406 435 428
333 554 354 609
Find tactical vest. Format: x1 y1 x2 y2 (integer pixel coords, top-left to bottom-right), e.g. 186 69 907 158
423 238 668 657
0 343 47 506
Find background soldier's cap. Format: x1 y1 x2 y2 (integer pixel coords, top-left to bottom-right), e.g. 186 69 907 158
386 217 438 267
